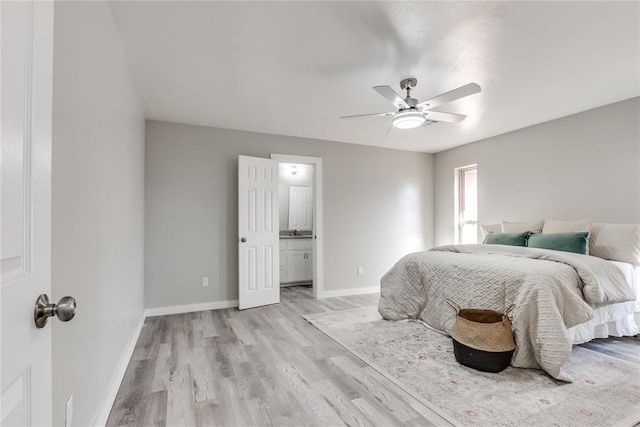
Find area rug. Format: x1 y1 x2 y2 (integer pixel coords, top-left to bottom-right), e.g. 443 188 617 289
304 307 640 427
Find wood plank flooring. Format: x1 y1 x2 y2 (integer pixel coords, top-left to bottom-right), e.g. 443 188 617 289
107 286 639 427
578 336 640 364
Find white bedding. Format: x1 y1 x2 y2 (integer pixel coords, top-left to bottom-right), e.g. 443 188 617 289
378 244 636 382
569 261 640 343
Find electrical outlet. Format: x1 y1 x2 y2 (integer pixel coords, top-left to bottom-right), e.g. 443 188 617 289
65 395 73 427
202 277 209 287
357 267 364 276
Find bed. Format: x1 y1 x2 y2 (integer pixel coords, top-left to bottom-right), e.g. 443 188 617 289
569 260 640 344
378 222 640 382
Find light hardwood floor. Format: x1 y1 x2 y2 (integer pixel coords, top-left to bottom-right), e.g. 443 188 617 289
107 286 639 427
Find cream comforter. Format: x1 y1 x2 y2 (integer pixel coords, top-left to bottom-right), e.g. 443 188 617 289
378 244 635 381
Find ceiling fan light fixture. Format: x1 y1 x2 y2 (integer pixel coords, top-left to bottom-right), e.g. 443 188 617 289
392 110 425 129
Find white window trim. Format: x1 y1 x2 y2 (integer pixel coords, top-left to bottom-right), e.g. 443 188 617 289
454 164 477 244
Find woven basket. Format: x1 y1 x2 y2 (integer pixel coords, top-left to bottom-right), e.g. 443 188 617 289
447 300 516 373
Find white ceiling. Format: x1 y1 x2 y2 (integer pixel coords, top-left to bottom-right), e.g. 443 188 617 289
108 1 640 153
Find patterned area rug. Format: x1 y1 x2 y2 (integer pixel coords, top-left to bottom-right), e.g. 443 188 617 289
304 307 640 427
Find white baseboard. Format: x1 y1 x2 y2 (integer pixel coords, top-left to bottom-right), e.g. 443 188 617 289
93 312 146 427
318 286 380 299
144 299 238 317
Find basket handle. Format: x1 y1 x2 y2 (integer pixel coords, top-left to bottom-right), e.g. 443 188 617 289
503 304 515 321
445 298 460 314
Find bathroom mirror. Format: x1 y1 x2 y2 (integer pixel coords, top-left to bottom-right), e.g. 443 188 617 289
279 163 313 231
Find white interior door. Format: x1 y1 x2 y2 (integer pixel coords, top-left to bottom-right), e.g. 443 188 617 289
288 185 312 230
238 156 280 310
1 1 54 425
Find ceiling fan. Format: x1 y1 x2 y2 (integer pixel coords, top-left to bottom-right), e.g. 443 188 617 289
341 78 481 131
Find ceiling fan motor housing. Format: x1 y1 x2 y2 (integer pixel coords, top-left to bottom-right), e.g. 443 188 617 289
404 98 419 108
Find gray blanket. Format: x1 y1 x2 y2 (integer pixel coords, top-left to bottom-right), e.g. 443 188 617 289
378 244 635 381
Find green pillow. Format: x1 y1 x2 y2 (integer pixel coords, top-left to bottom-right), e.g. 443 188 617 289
483 232 530 247
527 232 589 254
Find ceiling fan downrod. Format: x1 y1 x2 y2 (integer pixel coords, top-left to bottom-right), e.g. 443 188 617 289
400 78 418 108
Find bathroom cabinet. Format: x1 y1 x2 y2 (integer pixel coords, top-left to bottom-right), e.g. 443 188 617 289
280 238 312 284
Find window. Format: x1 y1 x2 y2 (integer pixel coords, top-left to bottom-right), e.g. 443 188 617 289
455 165 478 244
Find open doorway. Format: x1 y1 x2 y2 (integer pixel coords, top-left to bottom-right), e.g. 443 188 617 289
278 162 313 293
271 154 323 299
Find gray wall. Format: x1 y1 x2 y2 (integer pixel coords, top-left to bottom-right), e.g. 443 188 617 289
145 121 434 308
52 2 145 425
434 97 640 246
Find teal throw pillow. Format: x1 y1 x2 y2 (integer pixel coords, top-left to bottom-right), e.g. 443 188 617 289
527 232 589 254
483 232 530 247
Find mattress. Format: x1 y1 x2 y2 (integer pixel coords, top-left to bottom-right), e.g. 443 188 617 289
569 260 640 344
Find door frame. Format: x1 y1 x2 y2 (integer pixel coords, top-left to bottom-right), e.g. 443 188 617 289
271 154 324 299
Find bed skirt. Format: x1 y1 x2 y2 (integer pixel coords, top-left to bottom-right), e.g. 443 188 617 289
569 301 640 344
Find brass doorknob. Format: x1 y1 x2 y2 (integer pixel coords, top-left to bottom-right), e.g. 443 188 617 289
34 294 77 329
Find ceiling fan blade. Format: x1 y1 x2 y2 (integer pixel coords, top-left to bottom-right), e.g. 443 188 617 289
373 86 410 109
423 110 467 123
422 121 435 127
341 111 395 119
417 82 481 110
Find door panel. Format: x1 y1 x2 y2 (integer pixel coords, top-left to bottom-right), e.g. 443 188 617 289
238 156 280 309
1 1 54 425
264 246 274 289
288 185 312 230
1 0 30 282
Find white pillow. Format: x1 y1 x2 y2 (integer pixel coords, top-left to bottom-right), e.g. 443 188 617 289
501 220 544 234
480 224 502 239
589 223 640 266
543 218 593 234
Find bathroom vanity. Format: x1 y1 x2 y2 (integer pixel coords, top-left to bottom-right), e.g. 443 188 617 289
279 235 313 285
